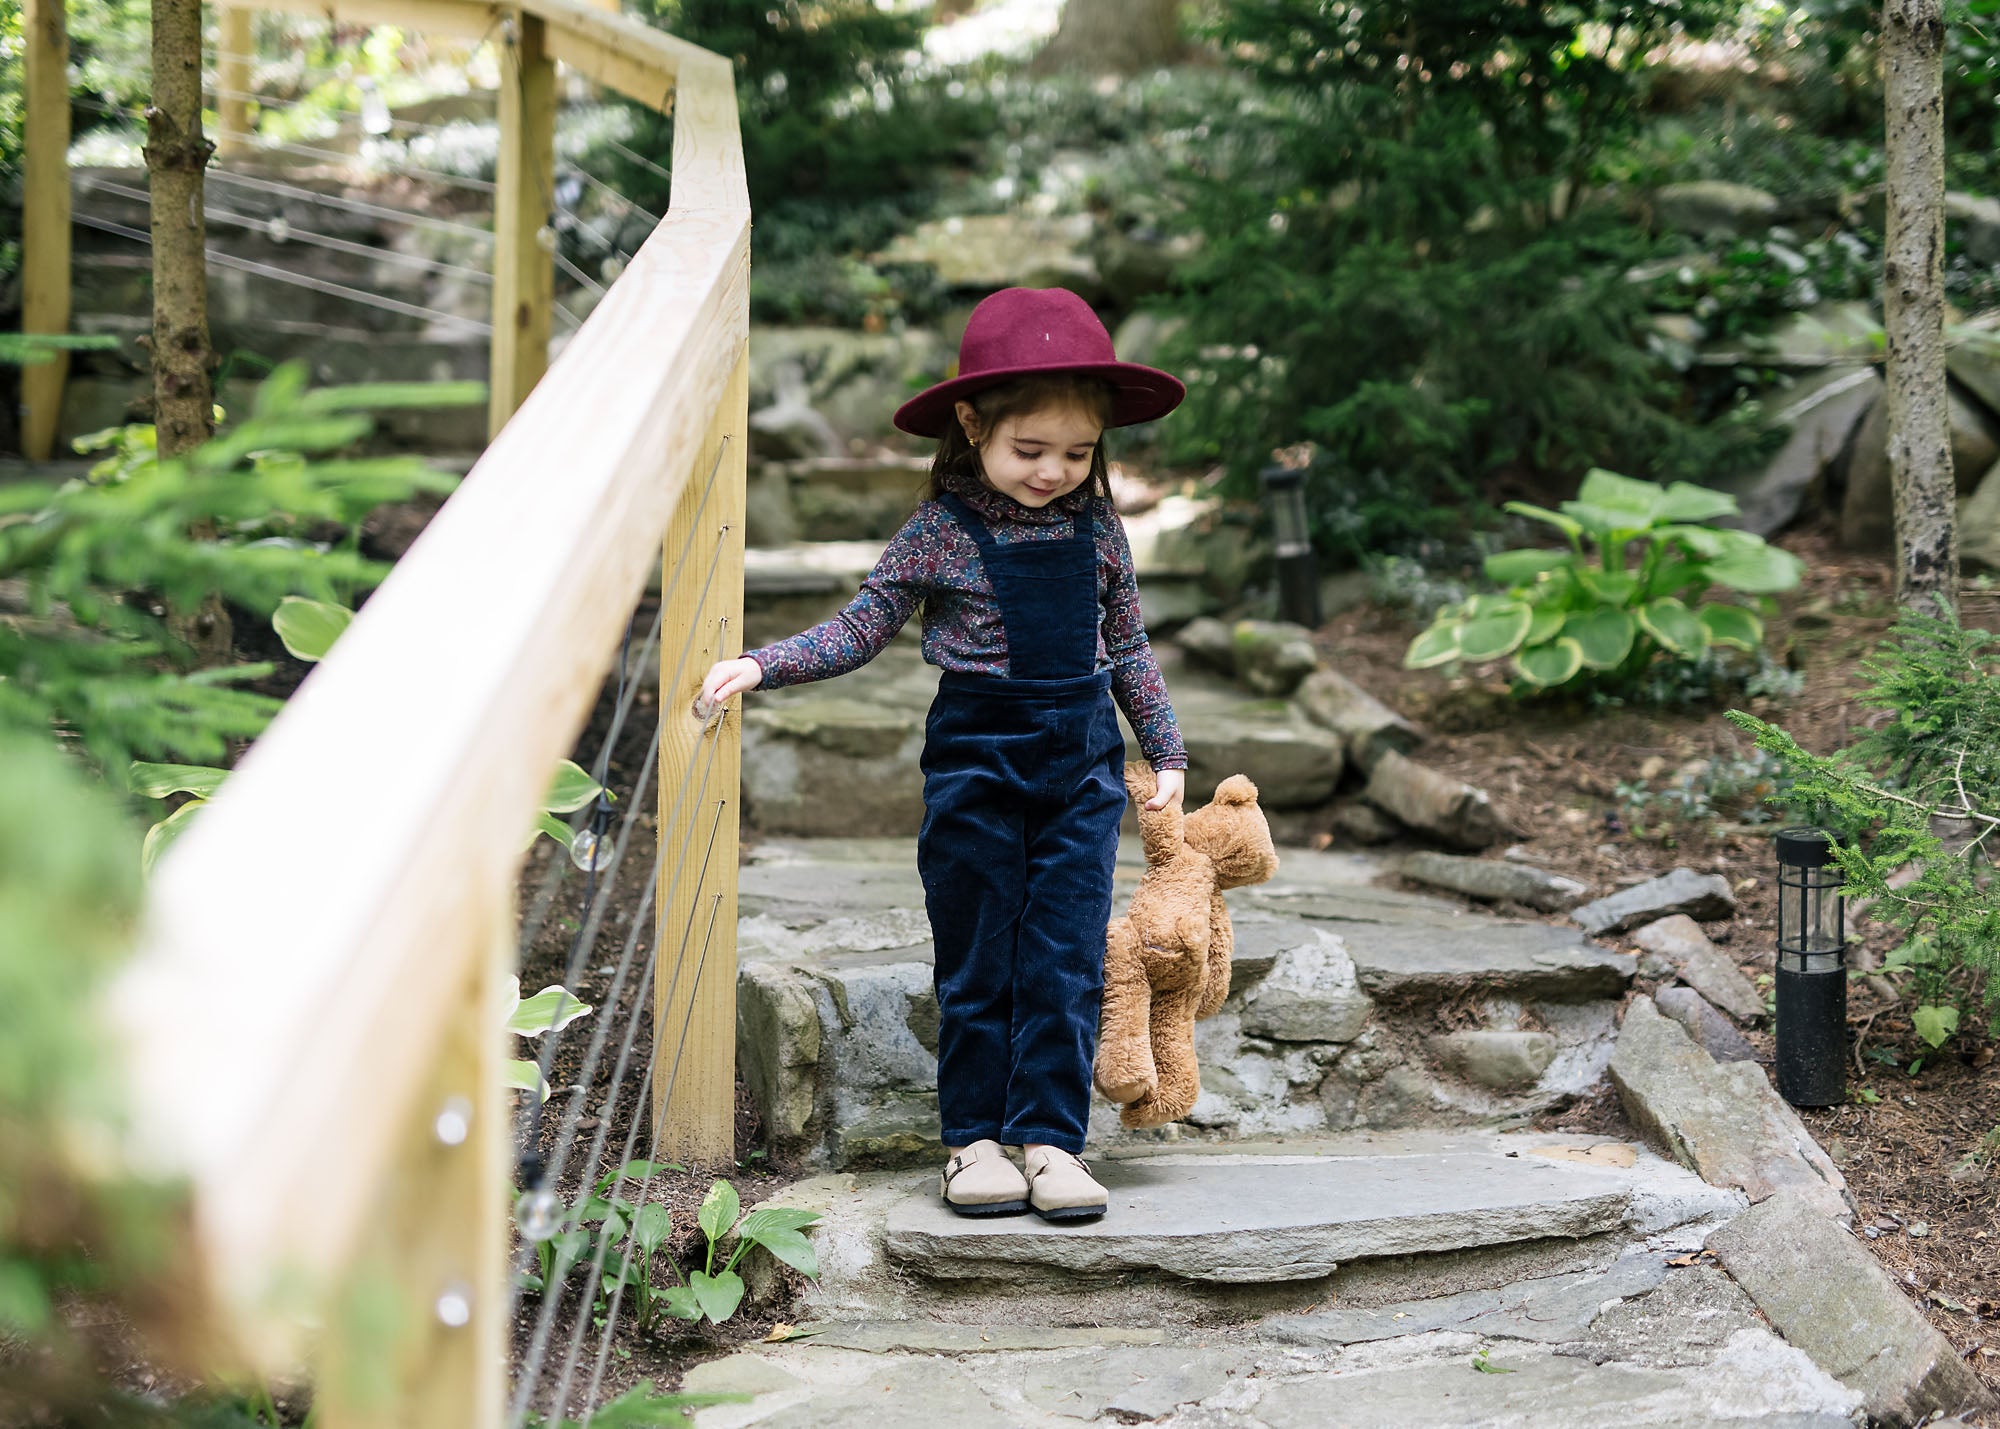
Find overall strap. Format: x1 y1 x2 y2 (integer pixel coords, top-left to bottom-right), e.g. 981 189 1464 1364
938 492 998 553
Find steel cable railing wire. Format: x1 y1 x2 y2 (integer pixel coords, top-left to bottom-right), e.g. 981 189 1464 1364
509 444 732 1123
572 878 728 1422
507 723 728 1427
543 792 730 1426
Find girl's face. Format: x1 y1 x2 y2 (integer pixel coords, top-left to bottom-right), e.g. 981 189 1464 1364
955 400 1103 509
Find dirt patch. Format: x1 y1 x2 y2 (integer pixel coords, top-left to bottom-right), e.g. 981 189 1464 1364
1310 523 2000 1400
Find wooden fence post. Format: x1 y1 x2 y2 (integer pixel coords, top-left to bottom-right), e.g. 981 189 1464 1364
488 12 557 440
215 8 255 158
21 0 70 461
317 901 509 1428
653 345 747 1165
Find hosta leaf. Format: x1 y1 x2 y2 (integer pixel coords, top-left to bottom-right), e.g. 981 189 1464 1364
1563 608 1637 670
1912 1004 1959 1048
1560 502 1648 543
1697 603 1764 652
1652 482 1739 524
507 985 593 1038
1404 620 1461 670
750 1228 818 1278
633 1203 673 1255
1483 548 1568 587
543 759 603 815
1577 568 1638 607
1513 637 1584 688
142 798 205 877
1524 605 1566 646
739 1206 823 1239
698 1180 741 1246
1705 541 1806 594
1464 593 1522 617
1455 602 1533 662
1575 467 1667 518
1501 501 1584 545
527 810 576 854
503 1058 548 1100
664 1284 703 1320
272 596 353 662
1655 524 1726 559
690 1269 745 1324
129 762 228 799
1638 597 1709 656
1645 554 1707 599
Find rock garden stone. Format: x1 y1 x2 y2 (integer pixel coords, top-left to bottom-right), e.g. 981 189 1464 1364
1608 997 1851 1222
1708 1189 1997 1426
1573 869 1736 937
1173 615 1236 674
1947 190 2000 266
878 212 1102 296
1842 384 2000 552
1163 673 1346 810
736 963 822 1141
1230 620 1321 696
1654 985 1761 1064
1331 799 1401 844
1238 928 1374 1043
1363 748 1515 850
1296 668 1424 770
1717 365 1881 537
1399 850 1590 912
1433 1029 1559 1091
1651 180 1780 238
741 695 927 837
1948 335 2000 418
1962 457 2000 572
1628 914 1764 1021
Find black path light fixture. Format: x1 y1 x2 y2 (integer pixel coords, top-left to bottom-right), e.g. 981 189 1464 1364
1260 443 1321 628
1774 826 1847 1107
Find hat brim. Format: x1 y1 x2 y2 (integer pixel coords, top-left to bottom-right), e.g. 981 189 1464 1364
892 359 1186 438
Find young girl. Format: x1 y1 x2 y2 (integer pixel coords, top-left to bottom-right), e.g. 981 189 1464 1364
700 286 1188 1223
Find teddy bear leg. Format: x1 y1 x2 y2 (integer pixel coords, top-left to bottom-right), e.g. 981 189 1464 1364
1119 983 1205 1128
1093 918 1156 1105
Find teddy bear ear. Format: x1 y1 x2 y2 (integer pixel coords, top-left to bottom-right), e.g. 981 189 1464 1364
1212 774 1259 806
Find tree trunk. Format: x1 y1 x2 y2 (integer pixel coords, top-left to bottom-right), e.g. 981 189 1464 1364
1033 0 1186 75
1882 0 1957 614
146 0 230 660
145 0 214 457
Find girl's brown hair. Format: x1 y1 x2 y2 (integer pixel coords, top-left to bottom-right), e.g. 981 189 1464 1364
922 373 1117 504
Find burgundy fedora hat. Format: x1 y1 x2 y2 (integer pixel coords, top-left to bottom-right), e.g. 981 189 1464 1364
892 286 1186 438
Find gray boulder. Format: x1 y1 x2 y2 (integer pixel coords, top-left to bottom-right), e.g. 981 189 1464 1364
1608 997 1850 1222
1398 851 1589 912
1651 181 1780 239
1432 1029 1558 1091
1295 669 1423 770
1238 930 1374 1043
1717 366 1880 537
1961 457 2000 573
1363 749 1515 850
1572 869 1736 937
1654 984 1761 1064
1709 1190 1996 1427
1629 914 1764 1022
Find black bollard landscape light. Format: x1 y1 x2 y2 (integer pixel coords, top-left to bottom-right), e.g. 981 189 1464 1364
1774 826 1847 1107
1259 461 1320 628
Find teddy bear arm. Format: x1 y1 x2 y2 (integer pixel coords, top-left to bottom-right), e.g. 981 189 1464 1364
1194 890 1233 1021
1122 982 1205 1128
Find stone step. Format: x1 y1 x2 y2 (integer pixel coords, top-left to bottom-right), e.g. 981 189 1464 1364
733 837 1634 1166
751 1131 1743 1329
880 1133 1738 1286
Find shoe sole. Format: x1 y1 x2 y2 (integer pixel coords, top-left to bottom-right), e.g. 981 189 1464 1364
944 1197 1030 1217
1031 1202 1106 1223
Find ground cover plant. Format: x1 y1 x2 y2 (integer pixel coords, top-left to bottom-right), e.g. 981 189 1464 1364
1403 468 1803 695
1732 611 2000 1040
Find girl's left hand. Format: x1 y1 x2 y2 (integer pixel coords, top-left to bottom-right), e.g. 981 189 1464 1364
1144 768 1186 812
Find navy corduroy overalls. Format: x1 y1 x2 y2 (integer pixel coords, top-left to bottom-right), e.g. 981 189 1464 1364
918 492 1127 1154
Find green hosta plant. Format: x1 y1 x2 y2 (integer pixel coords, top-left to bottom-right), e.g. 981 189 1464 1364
503 976 595 1099
1405 469 1804 691
663 1180 821 1326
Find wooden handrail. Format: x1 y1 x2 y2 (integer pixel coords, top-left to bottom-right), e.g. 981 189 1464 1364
101 11 749 1391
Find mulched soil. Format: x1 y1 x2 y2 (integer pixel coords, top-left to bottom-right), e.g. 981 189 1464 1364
1305 519 2000 1406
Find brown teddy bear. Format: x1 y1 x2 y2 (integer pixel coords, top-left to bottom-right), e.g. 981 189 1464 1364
1094 764 1280 1128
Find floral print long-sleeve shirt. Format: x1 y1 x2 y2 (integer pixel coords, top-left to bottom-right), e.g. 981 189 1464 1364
743 466 1188 771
